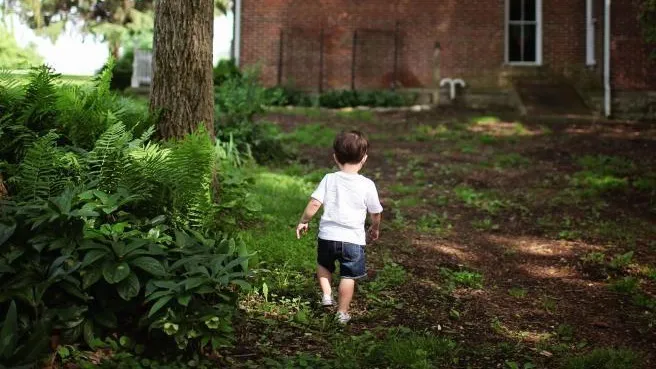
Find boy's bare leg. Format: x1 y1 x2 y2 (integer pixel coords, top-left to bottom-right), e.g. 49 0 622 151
317 265 333 296
338 278 355 313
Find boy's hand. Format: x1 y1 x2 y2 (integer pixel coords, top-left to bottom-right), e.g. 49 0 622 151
296 223 309 239
367 226 380 242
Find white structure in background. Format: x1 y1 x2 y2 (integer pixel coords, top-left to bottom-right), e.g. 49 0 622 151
131 49 153 88
440 78 466 100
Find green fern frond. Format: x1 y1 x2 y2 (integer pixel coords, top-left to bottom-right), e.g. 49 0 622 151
14 132 66 201
86 119 131 193
18 65 60 133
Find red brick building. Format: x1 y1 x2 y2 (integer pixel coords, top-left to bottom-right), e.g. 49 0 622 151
235 0 656 118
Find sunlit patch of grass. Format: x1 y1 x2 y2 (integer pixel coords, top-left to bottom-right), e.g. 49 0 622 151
440 267 483 290
409 123 468 142
267 106 323 118
336 109 374 121
240 171 316 270
454 185 510 214
471 116 501 125
283 123 337 148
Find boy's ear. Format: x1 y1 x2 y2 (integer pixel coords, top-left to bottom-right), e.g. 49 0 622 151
361 154 368 164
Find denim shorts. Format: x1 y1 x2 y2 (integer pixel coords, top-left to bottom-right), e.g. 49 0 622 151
317 238 366 279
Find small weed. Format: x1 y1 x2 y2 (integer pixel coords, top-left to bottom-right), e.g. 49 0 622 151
417 212 452 236
365 263 408 295
505 361 536 369
508 287 528 298
633 175 656 193
440 267 484 290
563 348 641 369
493 153 531 169
490 317 507 334
389 183 422 195
609 277 640 294
472 218 500 231
389 206 407 229
577 155 635 176
460 143 480 153
479 134 497 144
454 185 508 214
581 252 606 265
541 296 557 313
571 171 629 195
471 116 501 125
556 324 575 341
397 196 422 208
609 251 634 271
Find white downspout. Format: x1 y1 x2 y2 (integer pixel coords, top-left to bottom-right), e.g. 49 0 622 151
234 0 242 66
604 0 611 117
586 0 596 66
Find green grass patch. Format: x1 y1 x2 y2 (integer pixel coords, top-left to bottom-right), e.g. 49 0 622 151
397 196 423 208
283 123 337 148
333 327 459 369
492 153 531 169
454 185 509 214
409 124 467 142
389 183 423 195
508 287 527 298
563 348 641 369
470 116 501 125
577 155 635 176
240 171 316 271
417 212 452 236
440 267 483 290
267 106 323 118
336 109 374 121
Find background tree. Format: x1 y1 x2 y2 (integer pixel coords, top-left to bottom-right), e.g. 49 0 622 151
0 24 42 68
150 0 215 140
0 1 230 58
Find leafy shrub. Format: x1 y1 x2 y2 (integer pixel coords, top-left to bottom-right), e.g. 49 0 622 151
267 88 415 108
97 51 135 91
266 86 315 107
213 59 241 86
0 66 255 366
215 71 290 163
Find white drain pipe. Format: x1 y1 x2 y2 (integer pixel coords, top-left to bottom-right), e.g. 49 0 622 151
234 0 242 66
440 78 466 100
586 0 596 66
604 0 611 117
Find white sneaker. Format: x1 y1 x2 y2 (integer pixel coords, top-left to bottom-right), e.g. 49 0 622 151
321 294 334 307
336 311 351 324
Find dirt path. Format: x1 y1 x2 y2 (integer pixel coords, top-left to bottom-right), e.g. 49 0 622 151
253 108 656 368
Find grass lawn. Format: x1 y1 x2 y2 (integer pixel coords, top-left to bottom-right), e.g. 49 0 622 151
231 107 656 369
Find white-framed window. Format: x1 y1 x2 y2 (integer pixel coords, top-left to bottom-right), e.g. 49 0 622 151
505 0 542 65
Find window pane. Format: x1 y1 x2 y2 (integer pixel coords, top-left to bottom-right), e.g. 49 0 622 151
524 0 536 21
509 0 522 21
523 24 537 62
508 24 522 62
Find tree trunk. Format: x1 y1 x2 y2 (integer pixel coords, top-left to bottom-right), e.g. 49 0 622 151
150 0 215 140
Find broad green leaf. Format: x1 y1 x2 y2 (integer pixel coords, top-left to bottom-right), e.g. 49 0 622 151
130 257 167 276
149 215 166 225
0 223 16 246
230 279 251 290
148 295 173 318
184 277 206 291
82 268 103 289
122 239 150 257
83 320 95 348
145 290 174 303
82 250 109 267
176 294 192 307
117 272 140 301
111 241 126 258
94 310 118 329
103 262 130 284
0 301 18 357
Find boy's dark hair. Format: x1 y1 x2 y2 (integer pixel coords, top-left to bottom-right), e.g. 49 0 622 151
333 130 368 165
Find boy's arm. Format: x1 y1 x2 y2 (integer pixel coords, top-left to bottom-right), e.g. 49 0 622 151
296 198 322 239
368 212 382 242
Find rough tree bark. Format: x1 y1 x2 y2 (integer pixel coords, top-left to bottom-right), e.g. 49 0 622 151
150 0 215 140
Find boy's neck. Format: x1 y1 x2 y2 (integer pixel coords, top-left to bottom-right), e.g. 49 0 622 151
338 163 361 174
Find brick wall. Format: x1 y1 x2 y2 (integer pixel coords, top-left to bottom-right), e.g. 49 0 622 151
240 0 656 92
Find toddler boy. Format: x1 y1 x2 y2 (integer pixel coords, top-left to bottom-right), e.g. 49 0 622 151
296 130 383 324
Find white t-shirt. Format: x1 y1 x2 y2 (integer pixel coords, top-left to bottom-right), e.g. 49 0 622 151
310 171 383 245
